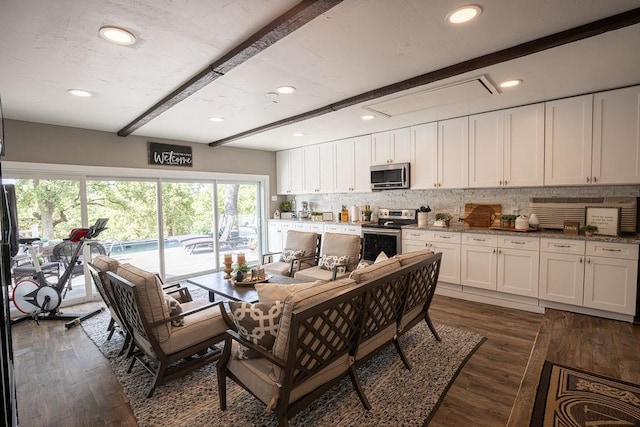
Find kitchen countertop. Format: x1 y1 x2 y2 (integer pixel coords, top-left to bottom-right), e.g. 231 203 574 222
402 224 640 244
268 218 640 244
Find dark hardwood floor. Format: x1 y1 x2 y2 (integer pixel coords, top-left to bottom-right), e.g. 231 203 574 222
10 296 639 426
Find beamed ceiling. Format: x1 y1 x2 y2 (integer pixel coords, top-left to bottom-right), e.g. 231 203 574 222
1 0 640 151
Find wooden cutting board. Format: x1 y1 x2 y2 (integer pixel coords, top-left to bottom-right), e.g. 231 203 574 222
464 203 501 228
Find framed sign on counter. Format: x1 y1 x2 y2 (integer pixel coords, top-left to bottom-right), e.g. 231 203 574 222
585 207 621 236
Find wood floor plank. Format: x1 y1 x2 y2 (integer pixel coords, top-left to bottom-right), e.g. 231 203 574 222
11 295 638 426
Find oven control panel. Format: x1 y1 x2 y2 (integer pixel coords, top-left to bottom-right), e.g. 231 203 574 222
378 209 416 220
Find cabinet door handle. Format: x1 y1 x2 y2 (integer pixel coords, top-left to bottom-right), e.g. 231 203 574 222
587 258 591 264
439 235 451 239
434 183 437 187
511 241 526 245
602 248 622 252
593 176 598 183
586 177 590 183
493 249 497 254
472 238 486 242
580 257 583 263
499 180 502 185
553 244 571 248
503 180 507 186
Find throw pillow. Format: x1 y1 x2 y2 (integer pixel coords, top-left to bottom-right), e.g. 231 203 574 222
228 301 283 359
280 248 305 263
374 251 389 263
255 281 322 303
355 260 370 270
164 293 184 327
319 255 350 273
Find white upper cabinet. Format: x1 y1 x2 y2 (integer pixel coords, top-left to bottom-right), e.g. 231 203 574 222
592 85 640 185
276 148 304 195
410 122 438 189
303 142 335 194
372 128 411 165
469 104 544 188
504 104 545 187
469 111 503 188
544 95 594 185
438 117 469 188
334 135 372 193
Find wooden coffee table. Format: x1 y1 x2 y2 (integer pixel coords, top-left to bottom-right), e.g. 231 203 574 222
186 271 304 303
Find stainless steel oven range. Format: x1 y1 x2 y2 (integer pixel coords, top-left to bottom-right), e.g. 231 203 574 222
361 209 417 261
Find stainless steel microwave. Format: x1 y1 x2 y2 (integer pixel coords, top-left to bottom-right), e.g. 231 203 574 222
370 162 410 190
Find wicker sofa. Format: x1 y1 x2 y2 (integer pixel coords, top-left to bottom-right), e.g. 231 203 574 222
217 249 442 426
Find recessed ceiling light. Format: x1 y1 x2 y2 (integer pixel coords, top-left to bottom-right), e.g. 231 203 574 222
67 89 93 97
293 132 304 137
99 26 137 45
446 5 482 24
361 114 375 120
209 116 225 122
500 79 523 88
276 86 296 94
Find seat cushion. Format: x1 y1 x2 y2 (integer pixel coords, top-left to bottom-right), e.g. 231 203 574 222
92 255 121 273
322 233 360 271
261 261 292 277
116 263 171 342
255 281 321 303
293 266 350 282
348 258 401 284
394 248 435 266
285 231 319 268
159 301 227 354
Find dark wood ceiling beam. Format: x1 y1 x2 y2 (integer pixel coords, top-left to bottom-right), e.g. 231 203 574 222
208 7 640 147
117 0 343 137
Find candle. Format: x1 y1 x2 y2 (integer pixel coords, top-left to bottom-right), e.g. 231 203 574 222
237 252 245 265
224 253 232 264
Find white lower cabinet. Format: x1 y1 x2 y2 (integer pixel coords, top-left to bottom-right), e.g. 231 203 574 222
461 234 497 290
496 236 540 298
539 239 586 305
402 230 461 285
583 241 638 315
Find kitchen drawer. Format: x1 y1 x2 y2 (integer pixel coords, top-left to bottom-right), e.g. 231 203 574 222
342 225 362 235
324 224 343 233
403 229 429 240
586 241 638 260
428 231 461 244
540 238 585 255
462 233 497 247
498 235 540 250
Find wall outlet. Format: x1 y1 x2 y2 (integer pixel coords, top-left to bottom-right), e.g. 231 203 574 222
454 206 460 214
271 195 278 201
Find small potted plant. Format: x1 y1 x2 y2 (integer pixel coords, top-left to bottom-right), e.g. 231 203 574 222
234 262 251 282
580 225 598 237
435 212 453 227
363 209 372 222
311 211 323 222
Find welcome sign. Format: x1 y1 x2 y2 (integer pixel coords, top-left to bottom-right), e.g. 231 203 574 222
148 142 193 167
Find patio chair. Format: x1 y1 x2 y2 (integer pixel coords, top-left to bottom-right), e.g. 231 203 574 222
293 233 363 282
261 231 321 277
106 263 228 397
11 241 60 285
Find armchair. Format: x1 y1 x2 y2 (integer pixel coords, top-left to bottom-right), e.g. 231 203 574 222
106 263 228 397
262 231 321 277
293 232 362 281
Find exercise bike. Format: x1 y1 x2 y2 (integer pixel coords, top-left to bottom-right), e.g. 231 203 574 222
11 218 109 329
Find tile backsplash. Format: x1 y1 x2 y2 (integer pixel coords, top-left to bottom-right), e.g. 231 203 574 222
285 185 640 222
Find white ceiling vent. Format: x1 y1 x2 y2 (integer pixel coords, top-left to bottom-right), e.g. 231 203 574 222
364 75 499 117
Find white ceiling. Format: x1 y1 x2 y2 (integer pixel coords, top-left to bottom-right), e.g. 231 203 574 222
1 0 640 152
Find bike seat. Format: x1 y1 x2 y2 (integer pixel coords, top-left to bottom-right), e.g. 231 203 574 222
18 237 41 245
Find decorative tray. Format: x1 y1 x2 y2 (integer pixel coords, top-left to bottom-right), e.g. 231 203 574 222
232 273 272 286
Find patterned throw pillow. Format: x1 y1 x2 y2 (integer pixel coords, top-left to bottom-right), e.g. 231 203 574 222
228 301 283 360
164 293 184 327
280 248 305 263
319 255 350 273
355 260 370 270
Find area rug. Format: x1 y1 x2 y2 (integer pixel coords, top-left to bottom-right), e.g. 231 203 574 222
531 360 640 427
81 294 485 427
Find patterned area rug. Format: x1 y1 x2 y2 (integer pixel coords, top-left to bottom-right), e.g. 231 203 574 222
81 292 485 427
531 360 640 427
